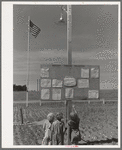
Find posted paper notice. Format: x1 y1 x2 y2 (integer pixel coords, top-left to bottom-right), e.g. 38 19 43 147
40 68 49 77
91 68 99 78
65 88 74 98
81 68 89 78
52 89 61 100
41 79 51 87
78 79 89 88
88 90 99 98
52 79 62 87
41 89 50 99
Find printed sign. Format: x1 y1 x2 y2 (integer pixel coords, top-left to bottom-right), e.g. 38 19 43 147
78 79 89 88
65 88 74 98
52 79 62 87
64 76 76 86
52 89 61 100
91 68 99 78
41 79 51 87
40 68 49 77
81 68 89 78
88 90 99 98
41 89 50 99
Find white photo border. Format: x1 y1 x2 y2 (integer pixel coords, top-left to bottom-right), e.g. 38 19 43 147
2 1 121 148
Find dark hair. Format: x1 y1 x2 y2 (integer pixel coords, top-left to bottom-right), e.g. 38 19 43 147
70 112 78 122
56 112 63 121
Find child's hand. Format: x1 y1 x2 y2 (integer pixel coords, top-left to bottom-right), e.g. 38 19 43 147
61 118 65 122
72 104 75 108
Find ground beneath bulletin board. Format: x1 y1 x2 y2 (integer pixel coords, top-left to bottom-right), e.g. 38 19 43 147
13 102 118 145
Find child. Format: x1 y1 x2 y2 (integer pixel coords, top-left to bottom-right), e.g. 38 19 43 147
42 112 55 145
68 105 81 145
51 112 67 145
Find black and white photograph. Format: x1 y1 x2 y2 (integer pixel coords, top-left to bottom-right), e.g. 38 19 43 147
2 1 120 148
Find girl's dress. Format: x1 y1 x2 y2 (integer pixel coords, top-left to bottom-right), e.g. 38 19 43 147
42 119 52 145
51 120 65 145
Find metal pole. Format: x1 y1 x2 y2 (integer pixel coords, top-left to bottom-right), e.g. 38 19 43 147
26 16 30 107
67 5 72 145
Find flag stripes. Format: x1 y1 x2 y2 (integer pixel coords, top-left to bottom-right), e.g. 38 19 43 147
30 20 41 38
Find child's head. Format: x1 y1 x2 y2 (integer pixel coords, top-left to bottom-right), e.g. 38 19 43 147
56 112 63 121
47 113 54 123
70 112 78 122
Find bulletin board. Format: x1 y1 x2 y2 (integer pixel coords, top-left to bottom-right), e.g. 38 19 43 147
40 64 100 100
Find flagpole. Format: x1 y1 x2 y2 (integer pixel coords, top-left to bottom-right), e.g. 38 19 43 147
26 16 30 107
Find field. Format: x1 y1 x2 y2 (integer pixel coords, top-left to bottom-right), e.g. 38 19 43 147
13 89 118 101
13 101 118 145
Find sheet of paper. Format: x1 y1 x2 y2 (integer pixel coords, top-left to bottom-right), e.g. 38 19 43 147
41 89 50 99
40 68 49 77
91 68 99 78
78 79 89 88
64 76 76 86
65 88 74 98
52 89 61 100
88 90 99 98
52 79 62 87
81 68 89 78
41 79 51 87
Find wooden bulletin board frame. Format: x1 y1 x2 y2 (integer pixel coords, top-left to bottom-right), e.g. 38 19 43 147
40 64 100 101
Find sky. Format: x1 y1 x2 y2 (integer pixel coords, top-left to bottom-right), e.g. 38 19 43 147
13 4 118 90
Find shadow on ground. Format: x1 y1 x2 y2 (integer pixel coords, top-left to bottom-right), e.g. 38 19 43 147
79 138 118 145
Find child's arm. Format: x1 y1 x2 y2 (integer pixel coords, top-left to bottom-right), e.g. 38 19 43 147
23 120 43 126
72 104 77 114
28 121 42 126
43 121 46 131
63 122 67 134
50 123 54 142
72 105 80 122
32 121 41 126
61 119 67 134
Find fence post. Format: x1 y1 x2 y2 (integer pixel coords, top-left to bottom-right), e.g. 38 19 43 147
20 108 24 124
66 99 72 145
40 100 42 106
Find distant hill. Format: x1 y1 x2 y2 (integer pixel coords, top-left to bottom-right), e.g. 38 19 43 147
13 89 118 101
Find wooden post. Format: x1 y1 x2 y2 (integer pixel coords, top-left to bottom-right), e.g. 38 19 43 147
67 5 72 145
67 5 72 65
66 100 72 145
66 100 72 122
20 108 24 124
39 78 42 106
103 99 105 104
37 79 38 92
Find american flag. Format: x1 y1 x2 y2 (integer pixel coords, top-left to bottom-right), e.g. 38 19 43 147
30 20 41 38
